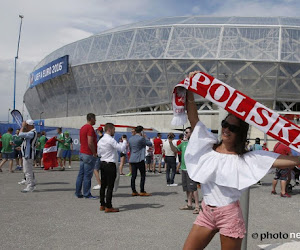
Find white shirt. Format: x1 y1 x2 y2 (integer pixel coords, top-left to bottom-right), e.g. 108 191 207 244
97 133 127 163
163 140 175 157
185 121 279 207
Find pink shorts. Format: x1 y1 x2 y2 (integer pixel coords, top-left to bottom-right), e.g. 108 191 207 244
194 200 246 238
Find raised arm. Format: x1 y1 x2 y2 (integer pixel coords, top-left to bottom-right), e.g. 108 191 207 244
186 72 199 130
272 155 300 169
168 138 178 153
186 90 199 131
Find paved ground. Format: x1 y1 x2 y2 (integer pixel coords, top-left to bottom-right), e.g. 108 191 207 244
1 162 300 250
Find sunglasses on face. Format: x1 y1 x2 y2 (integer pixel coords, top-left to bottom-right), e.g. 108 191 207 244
221 120 240 133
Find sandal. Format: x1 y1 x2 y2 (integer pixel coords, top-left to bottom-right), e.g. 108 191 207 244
179 205 193 210
193 207 200 214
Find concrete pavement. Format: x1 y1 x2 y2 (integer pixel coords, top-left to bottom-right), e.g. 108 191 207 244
1 162 300 250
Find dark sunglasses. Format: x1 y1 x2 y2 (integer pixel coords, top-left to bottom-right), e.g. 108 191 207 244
221 120 240 133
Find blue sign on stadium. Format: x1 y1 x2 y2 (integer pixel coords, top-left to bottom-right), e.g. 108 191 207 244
29 55 69 88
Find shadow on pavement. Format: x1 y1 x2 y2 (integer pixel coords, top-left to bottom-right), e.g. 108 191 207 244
151 191 178 196
116 185 131 189
37 182 70 185
119 203 164 211
34 188 75 192
114 193 134 198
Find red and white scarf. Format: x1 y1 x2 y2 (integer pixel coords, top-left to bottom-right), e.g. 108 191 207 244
172 72 300 153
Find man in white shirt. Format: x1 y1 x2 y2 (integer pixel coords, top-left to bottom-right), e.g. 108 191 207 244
162 133 178 186
97 123 126 213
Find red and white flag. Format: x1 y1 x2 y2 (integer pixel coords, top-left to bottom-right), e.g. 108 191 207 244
172 72 300 153
43 137 58 170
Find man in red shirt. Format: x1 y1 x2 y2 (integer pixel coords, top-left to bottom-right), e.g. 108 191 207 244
152 133 163 173
75 113 98 199
262 142 269 151
271 142 292 198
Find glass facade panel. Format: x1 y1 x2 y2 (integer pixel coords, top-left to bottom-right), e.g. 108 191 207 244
220 27 279 60
129 28 171 59
87 34 112 63
166 27 220 59
281 28 300 62
72 37 93 65
182 16 231 24
228 17 279 25
106 31 134 60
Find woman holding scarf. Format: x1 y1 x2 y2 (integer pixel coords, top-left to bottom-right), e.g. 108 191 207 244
183 72 300 250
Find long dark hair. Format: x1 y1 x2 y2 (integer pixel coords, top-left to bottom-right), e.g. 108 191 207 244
214 114 249 155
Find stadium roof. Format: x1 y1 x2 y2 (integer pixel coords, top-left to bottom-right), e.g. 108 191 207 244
34 16 300 71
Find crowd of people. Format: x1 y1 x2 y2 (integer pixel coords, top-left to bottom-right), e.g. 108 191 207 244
2 97 300 248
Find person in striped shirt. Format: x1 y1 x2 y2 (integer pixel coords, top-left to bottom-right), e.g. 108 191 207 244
19 120 38 193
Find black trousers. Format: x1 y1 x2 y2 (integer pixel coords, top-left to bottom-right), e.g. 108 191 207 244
100 162 116 208
165 156 176 184
131 161 146 193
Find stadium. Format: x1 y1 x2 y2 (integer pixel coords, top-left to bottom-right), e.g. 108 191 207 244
24 16 300 142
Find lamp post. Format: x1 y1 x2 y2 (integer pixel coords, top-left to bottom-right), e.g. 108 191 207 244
39 112 44 132
13 15 24 112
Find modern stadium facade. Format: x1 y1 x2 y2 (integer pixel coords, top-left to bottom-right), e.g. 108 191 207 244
24 16 300 140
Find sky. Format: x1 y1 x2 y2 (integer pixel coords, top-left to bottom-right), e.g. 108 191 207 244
1 0 300 122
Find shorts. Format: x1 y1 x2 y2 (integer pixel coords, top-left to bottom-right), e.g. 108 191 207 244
62 150 72 159
120 152 126 158
178 154 181 163
14 149 22 159
274 168 289 181
57 148 64 158
94 157 101 170
2 152 14 160
145 155 153 164
182 170 197 192
35 150 42 159
154 154 162 163
194 200 246 239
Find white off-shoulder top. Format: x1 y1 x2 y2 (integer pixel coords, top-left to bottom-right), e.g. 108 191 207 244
185 121 280 207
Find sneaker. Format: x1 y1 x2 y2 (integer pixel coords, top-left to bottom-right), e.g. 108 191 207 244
68 165 72 169
125 172 132 177
158 171 162 174
256 181 262 186
84 195 98 200
93 184 101 190
280 193 291 198
105 207 119 213
167 184 170 186
271 191 277 195
139 192 152 196
18 179 26 185
169 183 178 187
120 173 125 176
21 186 36 193
75 194 84 198
132 192 139 196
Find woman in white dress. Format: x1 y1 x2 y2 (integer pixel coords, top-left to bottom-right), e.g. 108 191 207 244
183 72 300 250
